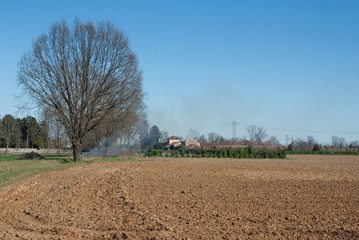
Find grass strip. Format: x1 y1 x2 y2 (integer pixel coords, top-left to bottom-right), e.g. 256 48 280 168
0 154 135 188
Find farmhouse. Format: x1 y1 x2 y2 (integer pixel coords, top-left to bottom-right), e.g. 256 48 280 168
163 136 181 150
184 138 200 149
162 137 283 151
163 136 200 150
168 136 181 144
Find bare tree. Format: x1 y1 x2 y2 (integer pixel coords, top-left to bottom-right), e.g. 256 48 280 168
246 125 256 143
41 109 53 152
207 132 216 143
307 136 316 146
207 132 223 143
331 135 346 148
246 125 267 144
18 19 143 161
268 136 280 146
254 126 267 144
349 140 359 148
198 134 208 143
45 112 69 152
292 138 310 151
338 137 346 148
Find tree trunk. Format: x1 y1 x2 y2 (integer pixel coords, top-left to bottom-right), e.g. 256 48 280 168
58 136 61 154
72 141 81 162
105 137 111 156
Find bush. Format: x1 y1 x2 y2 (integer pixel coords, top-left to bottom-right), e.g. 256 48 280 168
34 139 45 150
313 144 321 152
17 152 45 160
145 147 163 157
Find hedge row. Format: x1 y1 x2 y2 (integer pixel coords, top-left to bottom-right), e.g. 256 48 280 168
288 151 358 155
146 146 287 159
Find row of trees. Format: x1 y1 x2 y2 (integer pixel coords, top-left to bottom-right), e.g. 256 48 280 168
185 127 358 152
0 114 68 150
288 135 359 152
2 111 357 156
0 111 155 157
184 125 277 145
0 115 45 149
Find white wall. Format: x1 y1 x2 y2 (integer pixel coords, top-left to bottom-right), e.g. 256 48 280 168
0 148 72 154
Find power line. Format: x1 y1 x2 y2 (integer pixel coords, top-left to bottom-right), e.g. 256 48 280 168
258 126 359 135
233 121 359 135
168 121 359 136
168 123 231 135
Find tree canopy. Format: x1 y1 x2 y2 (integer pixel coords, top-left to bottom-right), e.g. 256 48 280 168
18 19 144 161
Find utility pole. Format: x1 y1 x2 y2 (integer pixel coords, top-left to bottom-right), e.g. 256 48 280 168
286 134 289 146
232 120 238 141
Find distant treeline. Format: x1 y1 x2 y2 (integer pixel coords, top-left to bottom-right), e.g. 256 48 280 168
146 145 287 159
0 114 69 150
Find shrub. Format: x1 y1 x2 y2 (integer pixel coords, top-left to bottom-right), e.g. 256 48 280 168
162 145 287 159
313 144 321 152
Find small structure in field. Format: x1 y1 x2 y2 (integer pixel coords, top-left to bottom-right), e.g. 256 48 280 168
17 152 45 160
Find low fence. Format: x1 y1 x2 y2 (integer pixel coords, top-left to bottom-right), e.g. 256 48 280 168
0 148 72 154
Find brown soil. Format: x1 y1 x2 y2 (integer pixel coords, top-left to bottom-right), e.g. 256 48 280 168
0 155 358 239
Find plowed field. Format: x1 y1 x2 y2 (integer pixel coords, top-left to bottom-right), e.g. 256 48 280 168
0 155 358 239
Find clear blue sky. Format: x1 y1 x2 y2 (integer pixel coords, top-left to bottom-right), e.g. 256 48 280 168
0 0 358 145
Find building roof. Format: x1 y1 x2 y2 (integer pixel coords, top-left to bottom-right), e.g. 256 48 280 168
184 138 200 147
186 143 200 149
201 143 248 149
168 136 181 140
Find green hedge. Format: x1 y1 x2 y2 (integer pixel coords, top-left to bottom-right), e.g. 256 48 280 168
146 147 164 157
146 146 287 159
288 150 358 155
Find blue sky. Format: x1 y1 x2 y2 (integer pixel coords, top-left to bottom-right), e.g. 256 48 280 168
0 0 358 144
